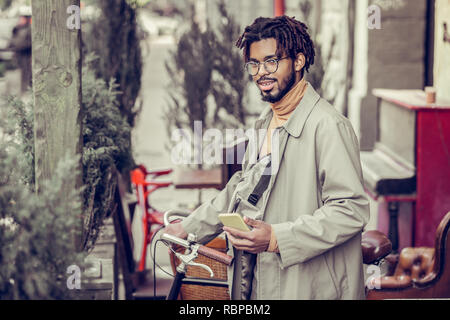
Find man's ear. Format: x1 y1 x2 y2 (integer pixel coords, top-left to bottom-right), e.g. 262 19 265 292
295 53 306 72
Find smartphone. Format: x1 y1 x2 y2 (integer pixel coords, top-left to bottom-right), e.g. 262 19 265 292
218 213 251 232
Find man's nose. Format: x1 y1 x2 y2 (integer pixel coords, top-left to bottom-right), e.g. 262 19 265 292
255 64 270 81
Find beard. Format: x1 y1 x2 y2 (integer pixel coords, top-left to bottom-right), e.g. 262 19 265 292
260 67 296 104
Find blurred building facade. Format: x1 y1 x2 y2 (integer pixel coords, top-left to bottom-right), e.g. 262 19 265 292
350 0 430 150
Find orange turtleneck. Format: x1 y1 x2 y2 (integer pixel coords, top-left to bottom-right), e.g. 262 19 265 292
259 78 308 158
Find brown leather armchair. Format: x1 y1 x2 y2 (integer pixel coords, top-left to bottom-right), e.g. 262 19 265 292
367 211 450 299
361 230 392 265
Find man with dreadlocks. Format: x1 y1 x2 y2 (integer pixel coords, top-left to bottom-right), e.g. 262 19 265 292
165 16 369 300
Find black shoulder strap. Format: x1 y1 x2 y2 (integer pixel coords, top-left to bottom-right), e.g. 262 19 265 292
247 161 272 206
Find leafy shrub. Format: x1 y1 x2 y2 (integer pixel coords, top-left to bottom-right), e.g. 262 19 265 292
82 0 143 128
1 55 133 252
0 140 86 299
81 54 133 250
210 0 251 128
2 95 35 189
0 53 133 298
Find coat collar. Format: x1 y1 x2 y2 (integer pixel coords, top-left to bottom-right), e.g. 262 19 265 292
254 82 321 138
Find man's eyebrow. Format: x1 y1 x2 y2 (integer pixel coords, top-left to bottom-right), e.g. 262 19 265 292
264 54 278 60
248 54 278 62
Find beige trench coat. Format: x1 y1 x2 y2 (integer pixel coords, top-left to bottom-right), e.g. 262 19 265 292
181 83 370 300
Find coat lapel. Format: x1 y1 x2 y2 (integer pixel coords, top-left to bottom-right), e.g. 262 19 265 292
260 83 321 215
242 106 272 172
240 83 322 216
282 82 321 138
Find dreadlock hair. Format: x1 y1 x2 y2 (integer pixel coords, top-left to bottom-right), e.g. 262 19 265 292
236 16 315 76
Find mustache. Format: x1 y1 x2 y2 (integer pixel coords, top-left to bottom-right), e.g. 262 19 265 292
257 77 277 85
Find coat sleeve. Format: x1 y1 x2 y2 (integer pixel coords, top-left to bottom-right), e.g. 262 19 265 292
181 171 242 245
272 117 370 269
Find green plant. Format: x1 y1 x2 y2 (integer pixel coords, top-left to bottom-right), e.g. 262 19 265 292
82 0 143 128
3 95 35 189
163 6 216 165
164 1 251 165
0 141 86 299
299 0 335 101
0 62 6 77
210 0 251 128
81 54 133 250
1 55 133 252
0 0 13 10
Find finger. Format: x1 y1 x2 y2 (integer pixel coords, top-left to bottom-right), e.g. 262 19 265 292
226 232 253 248
226 232 265 253
243 217 260 227
223 226 253 240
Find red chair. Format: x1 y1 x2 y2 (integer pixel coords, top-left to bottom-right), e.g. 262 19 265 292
130 165 172 272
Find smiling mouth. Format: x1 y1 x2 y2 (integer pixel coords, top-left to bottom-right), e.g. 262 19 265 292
258 79 276 92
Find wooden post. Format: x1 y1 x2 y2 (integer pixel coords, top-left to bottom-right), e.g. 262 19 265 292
31 0 83 248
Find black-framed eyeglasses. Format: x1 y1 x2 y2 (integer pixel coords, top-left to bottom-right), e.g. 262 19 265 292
244 57 289 76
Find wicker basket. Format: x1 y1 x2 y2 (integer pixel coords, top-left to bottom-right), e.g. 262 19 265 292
169 237 231 300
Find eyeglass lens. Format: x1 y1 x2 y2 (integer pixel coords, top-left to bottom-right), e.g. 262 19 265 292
246 59 279 76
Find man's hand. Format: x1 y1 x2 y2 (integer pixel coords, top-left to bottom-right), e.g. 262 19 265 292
223 217 272 254
163 222 188 240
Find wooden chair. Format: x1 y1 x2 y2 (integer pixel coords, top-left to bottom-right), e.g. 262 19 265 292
367 211 450 299
130 165 171 272
112 169 173 300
